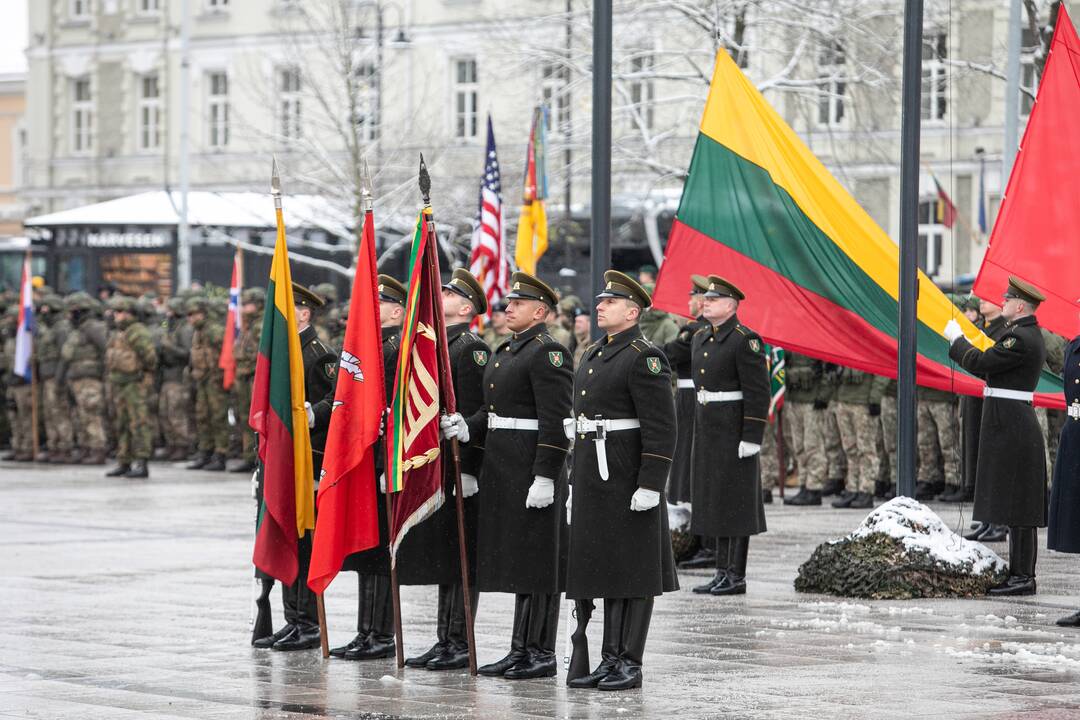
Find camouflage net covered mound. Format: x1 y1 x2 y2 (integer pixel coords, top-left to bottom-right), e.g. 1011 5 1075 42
795 497 1008 600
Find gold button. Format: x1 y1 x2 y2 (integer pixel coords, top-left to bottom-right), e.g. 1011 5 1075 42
489 405 494 410
489 383 494 388
700 369 705 374
581 390 586 395
708 338 714 342
494 362 500 368
588 369 593 374
704 352 708 357
579 434 585 440
598 351 603 356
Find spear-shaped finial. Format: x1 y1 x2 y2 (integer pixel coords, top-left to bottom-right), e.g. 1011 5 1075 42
271 156 282 209
360 156 373 213
418 153 431 208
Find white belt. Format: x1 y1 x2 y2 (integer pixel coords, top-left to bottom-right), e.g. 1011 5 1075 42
983 387 1034 402
562 415 641 481
487 414 539 431
676 379 695 389
1068 403 1080 420
697 389 744 405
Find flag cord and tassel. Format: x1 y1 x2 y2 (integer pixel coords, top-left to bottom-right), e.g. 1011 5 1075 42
449 437 478 675
386 490 405 668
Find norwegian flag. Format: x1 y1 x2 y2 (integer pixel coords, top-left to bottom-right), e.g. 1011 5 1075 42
13 253 33 383
220 249 242 390
468 115 508 321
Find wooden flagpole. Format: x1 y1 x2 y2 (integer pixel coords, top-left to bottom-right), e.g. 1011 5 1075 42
449 437 478 675
316 593 329 658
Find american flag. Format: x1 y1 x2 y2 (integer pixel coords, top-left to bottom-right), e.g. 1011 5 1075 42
468 115 508 319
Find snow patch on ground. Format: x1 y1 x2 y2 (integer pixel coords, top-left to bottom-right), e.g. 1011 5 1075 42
944 641 1080 672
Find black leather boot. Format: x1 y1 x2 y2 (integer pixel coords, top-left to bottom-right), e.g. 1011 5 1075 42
693 538 729 593
428 583 477 670
989 526 1037 596
253 623 295 649
124 460 149 478
348 575 396 659
963 522 989 541
980 524 1009 542
105 463 131 477
478 594 529 676
504 593 558 679
275 533 320 650
568 598 623 689
1056 609 1080 627
331 574 371 658
784 487 822 506
407 584 452 668
711 537 748 596
598 597 653 691
678 544 715 569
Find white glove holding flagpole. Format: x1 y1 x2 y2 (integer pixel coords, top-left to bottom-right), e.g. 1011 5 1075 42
440 413 469 443
304 401 315 429
737 441 761 458
943 319 965 344
455 473 479 498
630 488 661 511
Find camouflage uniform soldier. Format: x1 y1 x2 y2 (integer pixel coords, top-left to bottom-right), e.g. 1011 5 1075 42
158 297 194 461
879 380 899 496
329 303 348 353
915 386 960 501
783 353 832 506
135 297 163 454
1040 328 1067 475
35 295 74 463
821 370 848 496
104 296 158 478
311 282 337 347
227 287 264 473
2 307 33 461
186 297 229 471
830 368 889 509
637 287 680 346
60 292 109 465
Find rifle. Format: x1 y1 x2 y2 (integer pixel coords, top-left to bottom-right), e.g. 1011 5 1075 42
565 598 594 684
250 462 275 645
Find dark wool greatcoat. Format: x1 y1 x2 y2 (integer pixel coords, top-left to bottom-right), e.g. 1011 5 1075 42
464 322 573 594
950 314 1047 527
1049 335 1080 553
959 316 1007 492
661 316 708 504
564 326 679 600
689 315 770 538
396 324 488 585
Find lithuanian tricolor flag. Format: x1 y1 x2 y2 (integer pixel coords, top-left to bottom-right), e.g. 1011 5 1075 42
249 194 316 585
653 51 1064 408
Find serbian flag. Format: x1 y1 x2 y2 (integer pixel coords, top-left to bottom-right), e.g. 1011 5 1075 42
307 208 384 594
973 7 1080 339
386 205 456 563
249 195 315 585
220 250 242 390
653 50 1065 408
13 253 33 382
514 106 549 275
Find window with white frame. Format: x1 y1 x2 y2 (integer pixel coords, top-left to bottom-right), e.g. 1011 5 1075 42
138 0 161 13
71 78 93 155
817 41 845 126
70 0 92 19
541 63 570 137
453 59 479 140
918 198 945 278
353 63 378 142
628 53 655 130
207 71 229 148
1020 27 1039 117
137 74 162 151
279 67 302 140
921 32 947 121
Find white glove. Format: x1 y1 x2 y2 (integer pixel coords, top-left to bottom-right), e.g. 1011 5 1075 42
440 413 470 443
456 473 479 498
943 319 964 344
565 486 572 525
738 441 761 458
525 476 555 508
304 401 315 429
379 408 388 437
378 473 386 494
630 487 661 511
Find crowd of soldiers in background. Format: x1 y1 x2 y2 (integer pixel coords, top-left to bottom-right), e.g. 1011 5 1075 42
0 267 1067 499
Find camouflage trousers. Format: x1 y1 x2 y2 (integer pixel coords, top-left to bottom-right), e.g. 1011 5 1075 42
824 405 848 482
832 401 880 494
917 400 959 487
1036 407 1053 482
70 378 107 452
784 401 828 491
6 384 34 455
760 412 795 490
880 395 898 486
194 378 230 455
41 378 74 453
113 378 153 462
158 380 193 452
233 374 256 463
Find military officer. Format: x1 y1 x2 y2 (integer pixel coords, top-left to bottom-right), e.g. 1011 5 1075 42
689 276 769 597
1048 303 1080 626
564 271 678 691
441 271 573 680
327 275 404 661
103 296 158 478
228 287 265 473
944 276 1047 596
398 269 489 671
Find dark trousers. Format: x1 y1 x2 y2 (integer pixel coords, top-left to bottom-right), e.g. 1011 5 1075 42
282 531 318 629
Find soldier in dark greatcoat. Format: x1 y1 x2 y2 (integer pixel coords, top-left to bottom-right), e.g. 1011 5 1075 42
1048 311 1080 627
564 271 678 691
689 276 770 597
398 269 489 670
441 271 573 680
328 275 404 661
945 276 1047 596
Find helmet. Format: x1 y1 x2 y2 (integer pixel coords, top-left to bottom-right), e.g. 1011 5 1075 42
108 295 137 313
39 294 64 312
312 282 338 304
185 296 209 316
241 287 267 306
66 291 95 312
167 296 186 315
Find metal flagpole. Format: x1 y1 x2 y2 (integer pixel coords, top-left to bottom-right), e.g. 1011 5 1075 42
590 0 612 336
1002 0 1022 182
897 0 925 499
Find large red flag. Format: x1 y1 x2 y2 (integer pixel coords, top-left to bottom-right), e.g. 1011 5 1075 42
386 206 456 562
307 209 384 594
973 7 1080 338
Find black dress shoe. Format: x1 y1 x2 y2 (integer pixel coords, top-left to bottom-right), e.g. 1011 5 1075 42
330 632 368 658
345 634 395 660
678 547 715 569
849 492 874 509
105 463 131 477
426 644 470 671
988 575 1036 596
597 661 642 691
503 651 557 680
254 624 295 649
762 489 773 504
692 571 726 594
710 573 747 596
980 525 1009 543
273 625 321 651
477 650 526 676
831 491 856 509
963 522 989 541
1055 610 1080 627
405 641 446 668
784 488 822 506
567 660 618 689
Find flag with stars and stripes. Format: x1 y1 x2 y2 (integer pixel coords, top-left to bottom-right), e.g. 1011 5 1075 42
468 115 508 321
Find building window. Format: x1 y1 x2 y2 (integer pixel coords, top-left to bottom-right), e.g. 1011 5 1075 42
70 0 92 19
921 32 947 121
353 63 378 142
817 41 845 126
138 0 161 13
207 0 229 7
453 59 479 140
918 198 945 278
541 63 570 137
207 71 229 148
628 53 655 130
1020 27 1039 117
279 67 302 140
71 78 93 155
138 74 162 151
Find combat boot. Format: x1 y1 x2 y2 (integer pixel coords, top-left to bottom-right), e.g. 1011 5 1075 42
186 451 211 469
13 451 33 462
202 453 227 472
48 451 70 464
81 450 106 465
849 492 874 509
227 458 257 474
831 491 857 508
105 463 131 477
979 525 1009 543
125 460 149 479
784 488 822 506
821 478 845 497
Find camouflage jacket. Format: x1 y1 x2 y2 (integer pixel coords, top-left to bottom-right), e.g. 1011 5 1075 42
189 320 224 382
61 316 108 382
234 313 262 379
106 321 157 383
35 318 71 381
